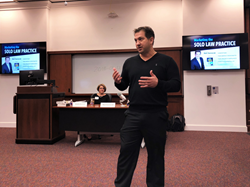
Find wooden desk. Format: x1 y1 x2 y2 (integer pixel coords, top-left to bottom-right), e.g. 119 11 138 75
54 104 128 146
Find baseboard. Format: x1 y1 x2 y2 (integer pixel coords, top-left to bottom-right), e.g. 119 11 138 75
16 133 65 144
0 122 16 128
185 124 247 132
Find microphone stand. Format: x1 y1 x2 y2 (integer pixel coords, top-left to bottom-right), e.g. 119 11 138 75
119 98 126 107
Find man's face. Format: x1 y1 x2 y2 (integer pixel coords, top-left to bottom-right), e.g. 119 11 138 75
5 57 10 64
195 52 201 58
134 30 153 55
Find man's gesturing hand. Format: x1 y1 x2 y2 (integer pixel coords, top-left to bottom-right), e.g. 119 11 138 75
113 68 122 84
138 70 158 88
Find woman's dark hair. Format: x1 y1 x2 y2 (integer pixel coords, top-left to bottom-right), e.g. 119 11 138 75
97 84 106 92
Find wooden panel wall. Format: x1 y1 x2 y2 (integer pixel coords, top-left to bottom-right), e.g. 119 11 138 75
48 47 184 117
245 8 250 93
49 54 72 94
245 8 250 131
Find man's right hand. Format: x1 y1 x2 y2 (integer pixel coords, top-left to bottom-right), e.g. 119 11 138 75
113 68 122 84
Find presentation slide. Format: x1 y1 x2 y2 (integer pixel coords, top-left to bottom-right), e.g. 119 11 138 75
189 34 241 70
1 54 40 74
190 47 240 70
1 43 40 74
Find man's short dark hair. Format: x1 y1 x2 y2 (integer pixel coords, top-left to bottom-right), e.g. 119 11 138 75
5 56 10 59
195 50 201 54
134 26 155 40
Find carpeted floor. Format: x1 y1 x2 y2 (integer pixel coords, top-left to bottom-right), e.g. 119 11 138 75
0 128 250 187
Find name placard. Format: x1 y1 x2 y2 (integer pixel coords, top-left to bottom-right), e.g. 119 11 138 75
100 102 116 108
72 102 88 107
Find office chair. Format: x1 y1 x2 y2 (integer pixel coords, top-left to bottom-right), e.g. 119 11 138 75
107 93 112 101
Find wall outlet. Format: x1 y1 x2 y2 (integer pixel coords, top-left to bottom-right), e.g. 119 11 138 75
213 86 219 94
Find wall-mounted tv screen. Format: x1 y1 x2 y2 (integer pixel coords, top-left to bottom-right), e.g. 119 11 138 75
0 42 46 74
182 33 249 70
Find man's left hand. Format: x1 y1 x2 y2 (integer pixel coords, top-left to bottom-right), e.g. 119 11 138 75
138 70 158 88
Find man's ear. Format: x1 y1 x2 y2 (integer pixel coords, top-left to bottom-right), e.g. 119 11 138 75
150 37 154 45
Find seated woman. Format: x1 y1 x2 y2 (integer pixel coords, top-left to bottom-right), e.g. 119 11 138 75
91 83 111 104
85 84 111 140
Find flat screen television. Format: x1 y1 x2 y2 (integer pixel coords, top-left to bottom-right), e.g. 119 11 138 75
182 33 249 70
19 69 44 85
0 42 46 74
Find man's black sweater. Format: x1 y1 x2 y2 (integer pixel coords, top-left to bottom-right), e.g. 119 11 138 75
115 53 181 112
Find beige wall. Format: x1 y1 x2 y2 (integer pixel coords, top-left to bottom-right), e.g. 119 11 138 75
48 0 182 51
0 0 182 127
0 0 247 132
183 0 246 132
0 8 48 127
183 0 244 35
0 8 48 42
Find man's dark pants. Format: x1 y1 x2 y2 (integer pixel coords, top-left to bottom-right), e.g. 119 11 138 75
115 109 168 187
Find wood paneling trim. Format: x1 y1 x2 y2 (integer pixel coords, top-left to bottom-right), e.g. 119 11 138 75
47 47 182 55
48 54 72 94
167 97 184 118
64 93 183 97
245 8 250 97
245 7 250 131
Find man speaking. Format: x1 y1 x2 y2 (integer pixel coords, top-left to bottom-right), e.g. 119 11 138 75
112 26 181 187
2 56 13 74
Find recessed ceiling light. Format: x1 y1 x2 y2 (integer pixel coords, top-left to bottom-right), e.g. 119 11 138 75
0 0 15 2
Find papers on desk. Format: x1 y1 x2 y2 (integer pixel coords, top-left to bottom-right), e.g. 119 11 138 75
100 102 116 107
72 101 87 107
56 100 72 106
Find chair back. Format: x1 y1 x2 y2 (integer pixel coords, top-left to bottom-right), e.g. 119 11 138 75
107 93 112 101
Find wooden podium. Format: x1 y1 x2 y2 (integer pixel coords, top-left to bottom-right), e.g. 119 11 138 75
15 86 65 144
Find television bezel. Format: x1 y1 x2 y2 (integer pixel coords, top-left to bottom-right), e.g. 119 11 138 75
0 41 47 74
182 33 249 71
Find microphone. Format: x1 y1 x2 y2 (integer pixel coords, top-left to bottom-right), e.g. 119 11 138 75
117 93 126 107
117 93 126 101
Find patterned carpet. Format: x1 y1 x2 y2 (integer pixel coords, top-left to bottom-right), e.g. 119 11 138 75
1 128 250 187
